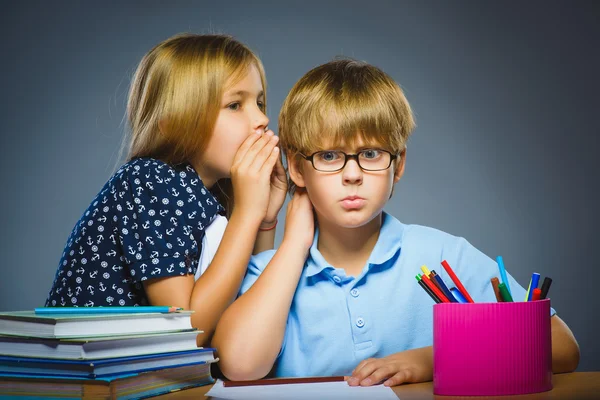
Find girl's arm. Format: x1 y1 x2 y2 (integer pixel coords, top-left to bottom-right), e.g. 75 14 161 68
253 226 276 255
143 132 283 346
212 190 314 380
253 154 286 255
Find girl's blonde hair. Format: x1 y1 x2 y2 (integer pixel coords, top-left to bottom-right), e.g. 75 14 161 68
279 58 415 193
125 33 266 215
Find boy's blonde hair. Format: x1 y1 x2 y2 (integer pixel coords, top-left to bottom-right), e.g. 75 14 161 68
279 58 415 192
125 33 266 215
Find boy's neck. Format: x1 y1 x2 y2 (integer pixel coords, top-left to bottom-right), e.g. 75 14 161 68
316 213 383 277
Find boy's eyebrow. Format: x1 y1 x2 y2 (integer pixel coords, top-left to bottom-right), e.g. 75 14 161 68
320 144 385 152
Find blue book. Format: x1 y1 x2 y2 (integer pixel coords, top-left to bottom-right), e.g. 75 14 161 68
0 348 216 378
0 329 202 360
0 330 200 360
0 362 215 400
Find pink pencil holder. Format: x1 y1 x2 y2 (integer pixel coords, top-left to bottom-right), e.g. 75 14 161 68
433 299 552 396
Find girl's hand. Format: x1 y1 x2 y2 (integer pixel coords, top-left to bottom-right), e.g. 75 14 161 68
260 142 287 229
230 130 280 225
346 347 433 387
282 188 314 251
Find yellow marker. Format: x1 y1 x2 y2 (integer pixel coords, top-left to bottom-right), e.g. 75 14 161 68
420 265 431 278
524 279 532 302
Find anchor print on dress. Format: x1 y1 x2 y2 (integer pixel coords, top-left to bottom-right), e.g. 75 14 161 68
45 158 224 307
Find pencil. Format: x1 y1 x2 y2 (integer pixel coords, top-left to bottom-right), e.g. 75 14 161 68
429 270 444 292
34 306 184 314
420 273 450 303
416 275 441 303
223 376 346 387
440 260 474 303
490 277 503 302
431 272 458 302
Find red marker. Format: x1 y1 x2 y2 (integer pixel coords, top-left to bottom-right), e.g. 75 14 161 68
421 273 450 303
531 288 542 301
441 260 474 303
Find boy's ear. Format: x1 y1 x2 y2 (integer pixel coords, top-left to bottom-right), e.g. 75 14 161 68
287 152 306 188
393 149 407 183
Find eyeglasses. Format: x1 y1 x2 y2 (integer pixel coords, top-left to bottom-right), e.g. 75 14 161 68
300 149 398 172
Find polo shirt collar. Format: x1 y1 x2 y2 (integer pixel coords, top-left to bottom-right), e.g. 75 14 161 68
304 212 405 278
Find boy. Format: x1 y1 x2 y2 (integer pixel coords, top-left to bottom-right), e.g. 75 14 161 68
212 59 580 386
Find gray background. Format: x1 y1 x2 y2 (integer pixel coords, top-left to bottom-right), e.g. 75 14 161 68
1 1 598 371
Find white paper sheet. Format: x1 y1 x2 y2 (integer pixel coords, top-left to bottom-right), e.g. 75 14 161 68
205 379 399 399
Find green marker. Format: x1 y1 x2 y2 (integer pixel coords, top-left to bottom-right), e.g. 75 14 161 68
498 283 513 302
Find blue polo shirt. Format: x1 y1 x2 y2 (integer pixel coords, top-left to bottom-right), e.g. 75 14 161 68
239 212 556 377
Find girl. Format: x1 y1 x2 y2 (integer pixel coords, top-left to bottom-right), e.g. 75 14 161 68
45 34 287 345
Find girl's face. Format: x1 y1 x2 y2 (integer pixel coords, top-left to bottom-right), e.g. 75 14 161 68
196 64 269 187
291 137 405 230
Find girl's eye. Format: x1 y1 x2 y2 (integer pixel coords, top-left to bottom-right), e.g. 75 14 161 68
257 101 265 111
227 102 241 111
361 149 381 159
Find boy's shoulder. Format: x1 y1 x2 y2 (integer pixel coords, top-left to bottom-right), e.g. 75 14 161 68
403 223 460 242
391 216 468 252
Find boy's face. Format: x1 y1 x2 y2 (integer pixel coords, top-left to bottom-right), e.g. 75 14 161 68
289 137 405 229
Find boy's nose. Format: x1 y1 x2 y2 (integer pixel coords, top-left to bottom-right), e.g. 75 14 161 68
342 159 363 185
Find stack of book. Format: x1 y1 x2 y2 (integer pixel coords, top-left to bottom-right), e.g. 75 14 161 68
0 307 217 399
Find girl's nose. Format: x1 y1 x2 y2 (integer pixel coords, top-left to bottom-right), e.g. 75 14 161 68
253 108 269 132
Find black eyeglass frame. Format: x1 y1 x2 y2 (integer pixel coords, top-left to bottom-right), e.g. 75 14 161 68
299 149 399 172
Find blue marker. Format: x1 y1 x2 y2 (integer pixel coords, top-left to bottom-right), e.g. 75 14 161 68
432 273 458 302
450 287 468 303
496 256 512 297
526 273 541 301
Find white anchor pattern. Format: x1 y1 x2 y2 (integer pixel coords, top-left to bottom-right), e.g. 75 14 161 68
45 157 224 307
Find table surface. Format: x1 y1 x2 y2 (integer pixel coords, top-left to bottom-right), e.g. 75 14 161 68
157 372 600 400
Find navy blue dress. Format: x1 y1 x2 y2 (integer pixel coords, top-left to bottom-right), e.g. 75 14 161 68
45 157 224 307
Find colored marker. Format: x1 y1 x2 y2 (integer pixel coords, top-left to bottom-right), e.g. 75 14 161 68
539 277 553 299
420 265 431 277
432 272 458 302
490 277 503 302
416 275 441 303
420 273 450 303
496 256 512 297
450 287 468 303
498 283 513 302
526 273 541 301
429 270 445 292
441 260 474 303
531 288 542 301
